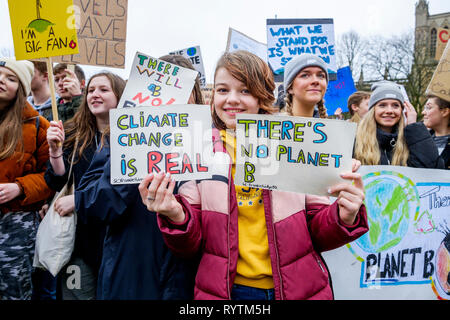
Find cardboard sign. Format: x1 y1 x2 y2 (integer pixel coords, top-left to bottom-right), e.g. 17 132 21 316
54 0 128 68
226 27 268 62
266 18 337 82
234 114 356 196
323 66 357 114
435 28 449 61
169 46 207 87
426 41 450 103
117 51 199 108
323 166 450 300
8 0 79 60
109 105 213 184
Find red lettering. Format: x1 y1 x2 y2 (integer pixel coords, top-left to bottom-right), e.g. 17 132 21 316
133 92 150 104
165 153 180 174
196 153 208 172
151 98 162 106
181 153 193 173
439 29 449 43
147 151 163 173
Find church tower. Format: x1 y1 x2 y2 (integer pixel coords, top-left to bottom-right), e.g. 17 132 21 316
415 0 429 48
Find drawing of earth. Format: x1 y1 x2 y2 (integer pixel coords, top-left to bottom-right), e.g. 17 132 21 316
355 171 420 253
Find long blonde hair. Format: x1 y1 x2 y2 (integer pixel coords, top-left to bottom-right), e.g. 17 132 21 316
0 83 26 161
354 108 409 166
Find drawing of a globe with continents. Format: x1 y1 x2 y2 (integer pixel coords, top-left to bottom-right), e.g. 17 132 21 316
355 171 420 253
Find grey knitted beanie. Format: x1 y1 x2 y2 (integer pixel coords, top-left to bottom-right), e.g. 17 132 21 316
369 82 405 109
283 54 329 90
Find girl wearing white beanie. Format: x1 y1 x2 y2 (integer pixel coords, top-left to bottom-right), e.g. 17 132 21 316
0 58 53 300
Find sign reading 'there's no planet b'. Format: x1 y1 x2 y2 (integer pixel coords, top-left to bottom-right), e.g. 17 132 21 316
234 114 356 196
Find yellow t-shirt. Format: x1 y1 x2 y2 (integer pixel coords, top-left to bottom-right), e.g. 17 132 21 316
220 130 274 289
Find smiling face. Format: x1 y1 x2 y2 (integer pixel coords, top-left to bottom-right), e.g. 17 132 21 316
289 66 327 115
374 99 403 132
0 66 19 109
86 75 118 119
213 67 260 130
422 97 448 131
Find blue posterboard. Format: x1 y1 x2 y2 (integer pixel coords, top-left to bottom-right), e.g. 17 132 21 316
323 66 356 115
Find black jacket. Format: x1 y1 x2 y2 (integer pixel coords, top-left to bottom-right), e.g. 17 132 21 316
376 122 444 168
75 141 196 300
429 130 450 170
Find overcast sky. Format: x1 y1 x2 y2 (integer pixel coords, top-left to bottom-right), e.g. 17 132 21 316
1 0 449 83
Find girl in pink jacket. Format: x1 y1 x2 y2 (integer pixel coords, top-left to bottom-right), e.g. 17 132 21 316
138 51 368 300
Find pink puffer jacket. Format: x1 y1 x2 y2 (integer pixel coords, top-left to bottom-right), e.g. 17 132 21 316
157 131 368 300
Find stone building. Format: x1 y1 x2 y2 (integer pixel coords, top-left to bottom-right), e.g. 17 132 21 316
415 0 449 62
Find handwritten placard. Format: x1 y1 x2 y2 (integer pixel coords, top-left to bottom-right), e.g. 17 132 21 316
234 114 356 196
226 27 268 62
118 51 199 108
169 46 206 87
266 18 337 82
426 40 450 102
8 0 79 60
323 166 450 300
323 66 357 114
54 0 127 68
109 105 213 184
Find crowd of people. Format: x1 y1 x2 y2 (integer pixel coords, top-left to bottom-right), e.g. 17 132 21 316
0 49 448 301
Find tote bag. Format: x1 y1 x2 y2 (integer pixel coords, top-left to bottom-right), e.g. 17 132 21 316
33 146 77 277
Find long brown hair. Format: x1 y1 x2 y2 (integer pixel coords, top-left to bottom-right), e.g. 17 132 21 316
158 54 205 105
64 72 126 161
0 83 26 161
211 50 277 130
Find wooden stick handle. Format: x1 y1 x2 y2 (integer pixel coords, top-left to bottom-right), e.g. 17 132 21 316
46 57 59 122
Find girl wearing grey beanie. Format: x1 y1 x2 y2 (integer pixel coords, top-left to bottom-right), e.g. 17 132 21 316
353 82 444 168
283 54 329 118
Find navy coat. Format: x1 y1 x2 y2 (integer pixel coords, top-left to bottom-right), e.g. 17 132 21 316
377 122 445 168
75 142 196 300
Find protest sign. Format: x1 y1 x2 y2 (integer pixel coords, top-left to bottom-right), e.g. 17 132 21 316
54 0 127 68
118 51 199 108
234 114 356 196
426 41 450 103
323 66 356 114
226 27 268 62
323 166 450 300
266 18 337 82
435 28 449 61
8 0 79 60
109 105 213 184
169 46 206 87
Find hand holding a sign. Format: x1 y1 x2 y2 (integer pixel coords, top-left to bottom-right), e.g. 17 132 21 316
328 170 365 225
47 120 66 175
138 172 186 223
62 69 82 97
47 120 65 153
